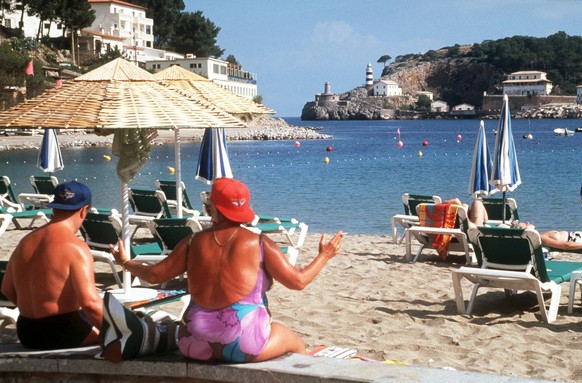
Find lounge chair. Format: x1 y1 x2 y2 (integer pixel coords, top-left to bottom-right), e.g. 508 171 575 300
391 193 442 244
452 226 582 323
147 217 203 255
80 211 164 288
0 260 19 328
404 203 473 264
481 197 519 225
0 213 11 237
0 176 21 211
0 176 52 229
30 175 58 195
155 179 201 217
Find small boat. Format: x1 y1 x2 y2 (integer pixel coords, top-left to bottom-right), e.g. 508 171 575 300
554 128 575 136
576 127 582 133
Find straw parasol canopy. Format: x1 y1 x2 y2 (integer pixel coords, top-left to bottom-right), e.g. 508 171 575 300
154 64 275 118
0 58 247 130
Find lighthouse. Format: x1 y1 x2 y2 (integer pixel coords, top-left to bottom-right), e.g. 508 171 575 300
365 63 373 86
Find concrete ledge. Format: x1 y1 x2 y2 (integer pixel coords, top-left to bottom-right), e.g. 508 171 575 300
0 344 556 383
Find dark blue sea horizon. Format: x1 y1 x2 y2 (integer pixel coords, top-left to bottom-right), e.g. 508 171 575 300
1 117 581 234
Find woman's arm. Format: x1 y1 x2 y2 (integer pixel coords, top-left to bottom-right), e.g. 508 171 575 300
110 237 189 285
263 231 343 290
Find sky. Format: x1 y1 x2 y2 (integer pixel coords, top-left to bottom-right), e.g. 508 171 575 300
184 0 582 117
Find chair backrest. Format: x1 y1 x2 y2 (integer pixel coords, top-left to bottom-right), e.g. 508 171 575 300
0 176 19 206
402 193 442 216
467 226 547 278
155 179 193 209
30 175 58 195
481 197 519 222
80 212 123 250
128 188 173 218
415 203 468 231
148 217 203 252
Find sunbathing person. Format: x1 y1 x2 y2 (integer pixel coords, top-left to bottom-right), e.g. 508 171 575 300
445 198 582 252
1 181 102 349
108 177 344 363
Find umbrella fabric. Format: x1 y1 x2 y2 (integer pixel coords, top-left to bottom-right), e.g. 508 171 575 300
490 95 521 193
37 128 64 173
468 120 494 198
196 128 233 185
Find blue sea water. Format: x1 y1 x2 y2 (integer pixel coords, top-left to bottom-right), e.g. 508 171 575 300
1 117 581 234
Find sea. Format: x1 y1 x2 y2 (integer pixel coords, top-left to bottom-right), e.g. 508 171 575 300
1 117 581 235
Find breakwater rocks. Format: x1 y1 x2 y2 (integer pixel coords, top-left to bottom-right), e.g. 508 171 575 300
0 117 331 151
515 103 582 119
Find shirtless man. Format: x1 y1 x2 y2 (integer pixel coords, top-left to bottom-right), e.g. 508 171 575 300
1 181 102 349
447 198 582 252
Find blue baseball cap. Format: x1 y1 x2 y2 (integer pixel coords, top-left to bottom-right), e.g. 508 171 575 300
47 181 92 211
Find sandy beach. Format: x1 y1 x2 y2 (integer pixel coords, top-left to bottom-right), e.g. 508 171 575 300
1 220 582 382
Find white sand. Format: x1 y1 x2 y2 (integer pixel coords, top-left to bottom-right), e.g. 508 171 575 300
1 221 582 382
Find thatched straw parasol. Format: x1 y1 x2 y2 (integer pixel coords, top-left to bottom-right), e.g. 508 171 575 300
0 58 248 299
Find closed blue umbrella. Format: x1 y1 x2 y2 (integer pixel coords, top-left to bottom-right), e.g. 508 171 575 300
195 128 233 185
37 128 64 173
468 120 495 198
490 95 521 222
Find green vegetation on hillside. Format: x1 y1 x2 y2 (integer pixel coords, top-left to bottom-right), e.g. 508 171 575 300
384 32 582 107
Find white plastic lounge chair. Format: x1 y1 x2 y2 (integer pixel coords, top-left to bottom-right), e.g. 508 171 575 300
0 213 12 237
0 260 19 328
404 204 473 264
452 226 582 323
1 176 52 229
568 270 582 314
391 193 442 244
155 179 202 217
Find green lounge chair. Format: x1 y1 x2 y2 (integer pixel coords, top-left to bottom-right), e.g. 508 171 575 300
147 217 203 255
155 179 201 217
30 175 58 195
80 211 164 287
452 226 582 323
404 203 473 264
391 193 442 244
1 176 52 229
481 197 519 225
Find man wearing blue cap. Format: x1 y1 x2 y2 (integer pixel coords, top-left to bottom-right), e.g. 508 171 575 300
1 181 102 349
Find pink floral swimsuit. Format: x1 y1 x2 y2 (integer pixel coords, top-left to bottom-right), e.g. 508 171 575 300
178 239 272 362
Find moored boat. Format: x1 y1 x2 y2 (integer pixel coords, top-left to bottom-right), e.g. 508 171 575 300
554 128 575 136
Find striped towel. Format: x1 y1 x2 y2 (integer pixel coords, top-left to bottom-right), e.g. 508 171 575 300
417 203 460 260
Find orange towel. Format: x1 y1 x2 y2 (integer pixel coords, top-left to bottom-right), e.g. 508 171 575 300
417 203 459 260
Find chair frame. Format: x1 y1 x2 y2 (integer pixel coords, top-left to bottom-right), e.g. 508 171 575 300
391 193 442 244
155 179 201 217
404 204 473 264
453 226 582 323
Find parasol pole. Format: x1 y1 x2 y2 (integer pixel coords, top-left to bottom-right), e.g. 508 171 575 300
502 190 507 224
174 128 183 218
121 181 132 294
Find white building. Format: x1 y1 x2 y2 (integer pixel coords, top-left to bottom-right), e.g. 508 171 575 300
373 80 402 97
503 71 553 96
146 56 258 99
1 8 64 39
87 0 154 62
430 100 449 113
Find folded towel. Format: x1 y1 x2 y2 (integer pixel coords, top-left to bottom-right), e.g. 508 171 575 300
417 203 459 260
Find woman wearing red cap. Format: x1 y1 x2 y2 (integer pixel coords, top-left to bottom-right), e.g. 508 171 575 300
110 177 343 363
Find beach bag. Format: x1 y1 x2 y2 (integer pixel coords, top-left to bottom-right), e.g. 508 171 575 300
99 292 177 362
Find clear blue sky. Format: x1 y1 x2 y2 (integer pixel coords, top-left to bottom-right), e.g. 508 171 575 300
184 0 581 117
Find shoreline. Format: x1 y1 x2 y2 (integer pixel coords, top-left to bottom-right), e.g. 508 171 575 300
0 115 331 152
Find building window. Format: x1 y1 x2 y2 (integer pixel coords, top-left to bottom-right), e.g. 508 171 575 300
113 23 118 30
44 23 50 30
145 25 151 34
5 19 11 28
213 64 220 74
146 41 151 48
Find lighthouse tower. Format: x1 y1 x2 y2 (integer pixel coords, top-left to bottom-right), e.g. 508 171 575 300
365 63 373 87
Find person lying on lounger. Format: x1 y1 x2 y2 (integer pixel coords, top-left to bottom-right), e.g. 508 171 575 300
445 198 582 252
